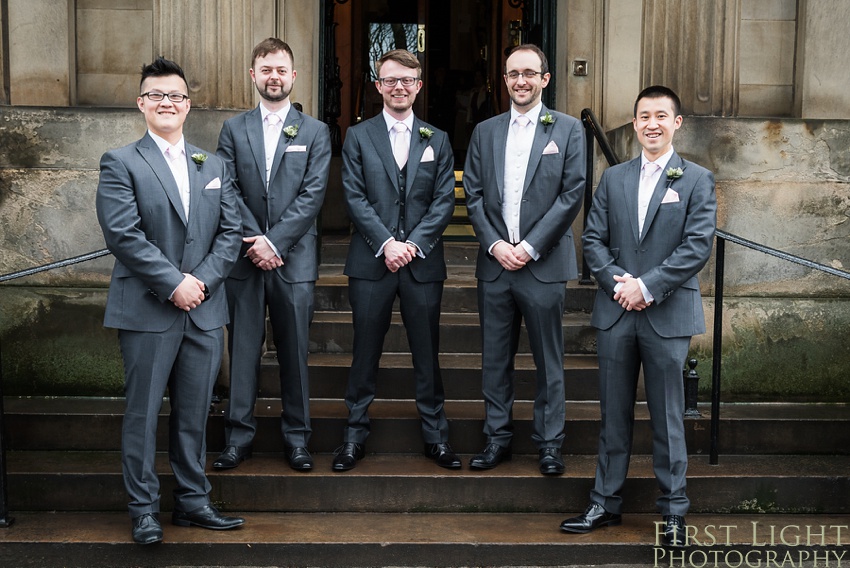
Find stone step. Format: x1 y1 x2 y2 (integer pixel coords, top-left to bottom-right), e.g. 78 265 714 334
306 311 597 354
313 263 596 313
7 451 850 515
261 352 600 400
5 397 850 457
3 511 845 568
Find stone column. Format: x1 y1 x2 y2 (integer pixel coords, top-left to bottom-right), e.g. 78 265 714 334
154 0 275 109
7 0 73 106
641 0 740 117
795 0 850 119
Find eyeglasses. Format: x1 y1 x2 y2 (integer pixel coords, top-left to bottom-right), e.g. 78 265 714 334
378 76 418 87
140 92 189 103
505 70 544 80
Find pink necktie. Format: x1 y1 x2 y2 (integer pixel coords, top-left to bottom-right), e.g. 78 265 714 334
392 122 408 169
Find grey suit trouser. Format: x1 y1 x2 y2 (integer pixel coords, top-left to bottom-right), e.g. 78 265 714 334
344 267 449 445
478 268 567 449
119 314 221 518
225 270 314 448
591 309 691 516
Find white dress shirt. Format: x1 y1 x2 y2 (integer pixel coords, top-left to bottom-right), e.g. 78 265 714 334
257 102 292 258
376 111 420 258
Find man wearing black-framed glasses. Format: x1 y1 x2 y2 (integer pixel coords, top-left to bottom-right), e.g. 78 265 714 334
463 43 586 476
334 48 459 472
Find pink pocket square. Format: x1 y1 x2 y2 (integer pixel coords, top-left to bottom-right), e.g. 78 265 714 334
204 177 221 190
661 188 680 203
542 141 559 155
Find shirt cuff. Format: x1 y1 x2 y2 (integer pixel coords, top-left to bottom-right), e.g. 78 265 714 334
377 236 394 258
637 277 654 303
520 240 539 261
262 235 282 258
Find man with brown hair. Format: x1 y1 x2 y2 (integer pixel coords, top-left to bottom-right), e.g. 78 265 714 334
334 49 458 471
214 38 330 472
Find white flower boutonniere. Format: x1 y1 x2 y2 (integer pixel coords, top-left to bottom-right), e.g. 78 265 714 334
665 167 684 187
540 112 555 129
191 153 207 171
419 127 434 141
283 125 299 140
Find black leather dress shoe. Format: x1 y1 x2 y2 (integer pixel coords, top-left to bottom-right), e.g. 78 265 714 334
538 447 565 475
424 443 462 469
132 512 162 545
469 443 511 470
560 503 622 533
284 446 314 471
662 515 687 547
172 505 244 530
212 445 252 470
332 442 365 471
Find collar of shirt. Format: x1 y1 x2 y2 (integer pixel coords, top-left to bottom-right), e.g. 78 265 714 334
641 147 675 173
149 131 185 159
382 110 415 134
260 101 292 125
510 101 543 127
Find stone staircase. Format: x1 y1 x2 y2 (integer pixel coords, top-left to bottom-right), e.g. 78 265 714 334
1 239 849 567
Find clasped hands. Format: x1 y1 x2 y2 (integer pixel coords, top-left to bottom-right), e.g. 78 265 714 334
492 241 531 271
244 235 283 271
171 273 206 312
384 239 419 272
613 274 652 311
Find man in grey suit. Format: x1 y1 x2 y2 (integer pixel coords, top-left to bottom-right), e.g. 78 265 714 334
561 86 716 547
96 57 244 545
334 49 459 471
214 38 330 472
463 44 586 475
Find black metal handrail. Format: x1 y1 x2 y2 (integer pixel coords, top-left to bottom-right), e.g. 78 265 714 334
580 108 620 284
0 247 113 526
709 230 850 464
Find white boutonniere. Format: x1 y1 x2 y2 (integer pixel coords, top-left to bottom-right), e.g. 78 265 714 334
191 153 207 171
665 167 684 187
540 112 555 130
283 125 299 140
419 127 434 141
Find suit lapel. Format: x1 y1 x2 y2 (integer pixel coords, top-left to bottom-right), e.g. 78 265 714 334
136 134 187 226
365 115 401 192
186 142 203 230
640 152 683 242
245 107 266 184
492 113 510 196
269 108 304 185
623 157 641 244
522 106 551 193
406 118 426 192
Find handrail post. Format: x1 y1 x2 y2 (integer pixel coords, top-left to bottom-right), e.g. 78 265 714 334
580 112 595 285
709 236 725 465
0 346 14 527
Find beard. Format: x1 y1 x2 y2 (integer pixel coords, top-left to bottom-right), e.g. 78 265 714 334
257 82 291 103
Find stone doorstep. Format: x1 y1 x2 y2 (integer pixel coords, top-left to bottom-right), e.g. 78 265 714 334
0 512 847 568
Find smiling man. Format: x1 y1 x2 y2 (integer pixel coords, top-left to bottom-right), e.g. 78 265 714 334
334 49 458 472
96 56 243 544
562 85 717 547
214 38 330 473
463 44 586 475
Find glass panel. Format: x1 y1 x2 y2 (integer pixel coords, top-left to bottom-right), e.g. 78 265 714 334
367 23 419 81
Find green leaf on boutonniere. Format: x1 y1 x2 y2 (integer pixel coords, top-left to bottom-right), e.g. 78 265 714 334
419 127 434 140
540 112 555 127
283 125 299 140
191 153 207 171
666 167 684 180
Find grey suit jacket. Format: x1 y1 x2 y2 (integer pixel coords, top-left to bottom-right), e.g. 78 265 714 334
462 107 586 283
96 133 242 332
342 114 455 282
582 152 717 338
217 106 330 283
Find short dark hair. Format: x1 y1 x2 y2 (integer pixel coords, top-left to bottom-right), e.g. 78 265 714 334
505 44 549 76
251 37 295 68
376 49 421 77
634 85 682 117
140 56 187 91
